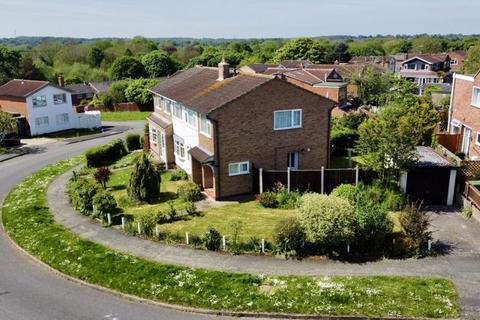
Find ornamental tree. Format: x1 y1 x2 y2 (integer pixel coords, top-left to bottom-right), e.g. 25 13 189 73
127 153 161 203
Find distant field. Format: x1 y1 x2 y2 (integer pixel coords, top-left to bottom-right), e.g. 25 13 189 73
101 111 151 121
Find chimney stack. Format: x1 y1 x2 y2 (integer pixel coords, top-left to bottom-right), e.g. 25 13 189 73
58 74 65 87
217 59 230 81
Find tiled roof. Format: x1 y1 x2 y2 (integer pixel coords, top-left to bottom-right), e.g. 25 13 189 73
150 67 273 114
399 70 439 77
404 54 449 64
147 113 172 129
0 79 49 98
65 83 95 95
189 146 213 163
89 81 115 94
279 60 313 68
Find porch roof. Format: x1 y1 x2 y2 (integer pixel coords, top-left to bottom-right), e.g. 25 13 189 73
189 146 214 163
147 113 172 129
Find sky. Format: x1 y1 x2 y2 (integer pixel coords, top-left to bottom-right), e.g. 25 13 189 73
0 0 478 39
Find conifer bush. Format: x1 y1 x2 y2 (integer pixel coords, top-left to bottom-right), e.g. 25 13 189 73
127 153 161 203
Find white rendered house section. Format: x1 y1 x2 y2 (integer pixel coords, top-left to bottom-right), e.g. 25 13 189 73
171 107 199 175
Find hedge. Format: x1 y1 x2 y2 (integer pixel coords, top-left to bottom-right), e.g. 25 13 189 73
85 139 127 167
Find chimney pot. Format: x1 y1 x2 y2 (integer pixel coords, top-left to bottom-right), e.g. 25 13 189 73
58 74 65 87
217 59 230 81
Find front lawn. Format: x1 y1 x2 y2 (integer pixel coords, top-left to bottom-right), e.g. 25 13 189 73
161 201 296 242
101 111 150 121
1 157 460 318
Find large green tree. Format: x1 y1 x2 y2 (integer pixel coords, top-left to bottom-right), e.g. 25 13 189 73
462 45 480 75
0 46 21 84
127 153 161 203
353 66 394 106
109 56 146 80
411 37 446 54
141 50 178 77
88 47 105 67
124 78 159 105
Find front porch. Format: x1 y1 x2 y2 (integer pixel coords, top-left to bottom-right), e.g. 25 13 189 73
189 146 217 200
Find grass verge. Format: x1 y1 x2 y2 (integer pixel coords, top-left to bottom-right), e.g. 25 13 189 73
1 158 460 318
101 111 151 121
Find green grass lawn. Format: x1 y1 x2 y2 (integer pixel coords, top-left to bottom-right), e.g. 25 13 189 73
1 157 460 317
161 201 296 242
101 111 151 121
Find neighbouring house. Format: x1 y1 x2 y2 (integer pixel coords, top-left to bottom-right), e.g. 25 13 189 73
89 80 115 96
388 53 409 74
399 54 451 85
420 83 452 105
448 50 467 73
446 70 480 159
65 82 95 106
240 62 348 108
0 79 101 136
148 60 335 200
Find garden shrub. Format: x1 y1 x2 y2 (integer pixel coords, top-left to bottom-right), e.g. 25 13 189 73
127 153 161 203
68 177 100 215
190 234 203 246
135 212 158 237
184 201 198 216
85 139 127 167
125 133 141 151
382 189 406 211
169 169 188 181
331 184 358 205
204 227 222 251
177 181 202 202
355 202 393 255
258 191 278 208
93 167 112 189
299 193 357 248
274 217 306 257
156 201 178 224
92 191 118 220
330 124 359 156
400 202 432 256
276 190 301 209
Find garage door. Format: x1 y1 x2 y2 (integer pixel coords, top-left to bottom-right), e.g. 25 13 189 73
406 167 451 205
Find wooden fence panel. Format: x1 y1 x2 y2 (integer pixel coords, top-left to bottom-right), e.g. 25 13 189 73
262 171 288 191
324 169 356 194
290 170 323 193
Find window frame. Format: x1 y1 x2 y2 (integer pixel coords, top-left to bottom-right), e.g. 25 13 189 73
163 98 172 114
35 116 49 128
55 113 69 125
32 95 47 107
228 161 250 176
451 120 461 134
150 126 158 145
53 93 67 105
476 133 480 146
174 136 186 159
273 109 302 131
200 113 212 137
173 102 183 119
472 87 480 108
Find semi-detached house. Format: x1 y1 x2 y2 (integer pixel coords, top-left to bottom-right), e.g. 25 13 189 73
148 60 335 200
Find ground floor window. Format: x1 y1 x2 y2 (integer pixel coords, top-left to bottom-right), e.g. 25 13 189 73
174 136 185 159
56 113 69 125
228 161 249 176
150 126 157 144
35 116 49 128
451 121 461 134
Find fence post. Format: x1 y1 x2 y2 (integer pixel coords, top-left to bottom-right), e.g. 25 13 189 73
137 222 141 234
121 217 125 229
321 166 325 194
222 235 226 250
428 240 432 252
287 167 291 192
155 225 160 238
259 168 263 193
261 239 265 254
186 232 189 245
355 166 359 186
107 213 112 226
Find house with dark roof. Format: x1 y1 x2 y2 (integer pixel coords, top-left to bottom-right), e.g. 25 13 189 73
0 79 101 136
65 82 95 106
448 50 467 73
148 60 334 199
399 54 451 85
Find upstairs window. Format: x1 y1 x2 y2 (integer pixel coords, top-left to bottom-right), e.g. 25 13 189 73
451 59 458 66
32 95 47 107
407 64 416 70
173 103 183 119
163 99 171 114
274 109 302 130
154 96 162 108
200 114 212 136
53 93 66 104
228 161 249 176
185 108 197 128
472 87 480 108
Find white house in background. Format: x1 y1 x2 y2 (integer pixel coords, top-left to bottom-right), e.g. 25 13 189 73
0 79 101 136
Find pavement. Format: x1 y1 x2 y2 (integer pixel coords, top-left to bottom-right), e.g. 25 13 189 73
0 120 238 320
48 167 480 318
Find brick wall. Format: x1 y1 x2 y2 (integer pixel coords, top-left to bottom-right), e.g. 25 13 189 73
450 74 480 159
0 96 28 117
210 78 333 198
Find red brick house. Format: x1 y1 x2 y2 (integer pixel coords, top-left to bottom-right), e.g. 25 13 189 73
148 61 334 199
447 70 480 159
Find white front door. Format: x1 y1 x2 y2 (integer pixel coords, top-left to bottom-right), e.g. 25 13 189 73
462 127 472 156
288 152 299 170
160 132 166 157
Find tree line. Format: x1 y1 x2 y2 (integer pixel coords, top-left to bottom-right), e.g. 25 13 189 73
1 35 480 86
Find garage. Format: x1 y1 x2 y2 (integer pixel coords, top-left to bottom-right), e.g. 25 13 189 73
400 147 457 206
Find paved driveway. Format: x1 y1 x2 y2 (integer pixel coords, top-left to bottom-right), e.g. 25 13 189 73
429 207 480 255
